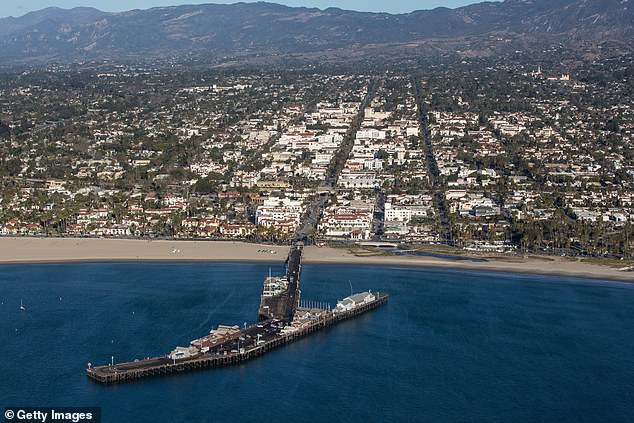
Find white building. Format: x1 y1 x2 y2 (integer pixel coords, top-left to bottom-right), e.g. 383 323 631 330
356 129 386 141
334 291 376 312
256 197 304 232
319 205 374 239
168 346 199 360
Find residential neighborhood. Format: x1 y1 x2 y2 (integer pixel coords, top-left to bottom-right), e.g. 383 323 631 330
1 52 632 258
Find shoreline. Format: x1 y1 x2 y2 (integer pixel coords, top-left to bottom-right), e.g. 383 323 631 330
0 237 632 282
302 247 634 283
302 258 634 283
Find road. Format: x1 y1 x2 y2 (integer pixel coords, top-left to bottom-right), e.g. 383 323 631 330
371 189 385 240
413 76 454 245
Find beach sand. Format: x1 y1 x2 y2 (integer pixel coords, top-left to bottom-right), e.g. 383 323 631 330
0 237 288 264
302 246 634 282
0 237 632 282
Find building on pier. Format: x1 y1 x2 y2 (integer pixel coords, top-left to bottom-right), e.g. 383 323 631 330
169 346 198 360
335 291 376 312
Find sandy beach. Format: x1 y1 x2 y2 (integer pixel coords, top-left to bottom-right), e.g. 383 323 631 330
0 237 288 264
303 246 634 282
0 237 632 282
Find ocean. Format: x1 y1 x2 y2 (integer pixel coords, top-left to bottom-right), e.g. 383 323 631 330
1 262 633 422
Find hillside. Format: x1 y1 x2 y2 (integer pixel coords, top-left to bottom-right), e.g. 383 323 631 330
0 0 631 64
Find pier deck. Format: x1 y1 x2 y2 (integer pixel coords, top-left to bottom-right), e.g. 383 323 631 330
87 293 388 384
258 245 302 321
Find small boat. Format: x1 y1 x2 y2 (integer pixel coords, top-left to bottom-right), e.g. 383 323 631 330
20 299 26 311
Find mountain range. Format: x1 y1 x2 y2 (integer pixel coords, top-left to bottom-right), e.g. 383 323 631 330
0 0 631 64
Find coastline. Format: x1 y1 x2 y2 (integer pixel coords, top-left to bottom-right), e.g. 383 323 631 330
0 237 632 282
303 247 634 282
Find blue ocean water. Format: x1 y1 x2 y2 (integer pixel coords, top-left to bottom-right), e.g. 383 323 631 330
1 262 633 422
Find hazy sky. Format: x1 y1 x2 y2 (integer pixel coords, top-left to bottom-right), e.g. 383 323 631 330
1 1 487 18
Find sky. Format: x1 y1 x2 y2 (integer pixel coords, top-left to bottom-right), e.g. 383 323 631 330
1 0 485 18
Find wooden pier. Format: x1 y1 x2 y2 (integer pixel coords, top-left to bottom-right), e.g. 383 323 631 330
258 245 302 321
87 293 388 385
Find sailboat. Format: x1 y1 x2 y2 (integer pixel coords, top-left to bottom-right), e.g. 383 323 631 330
20 299 26 311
